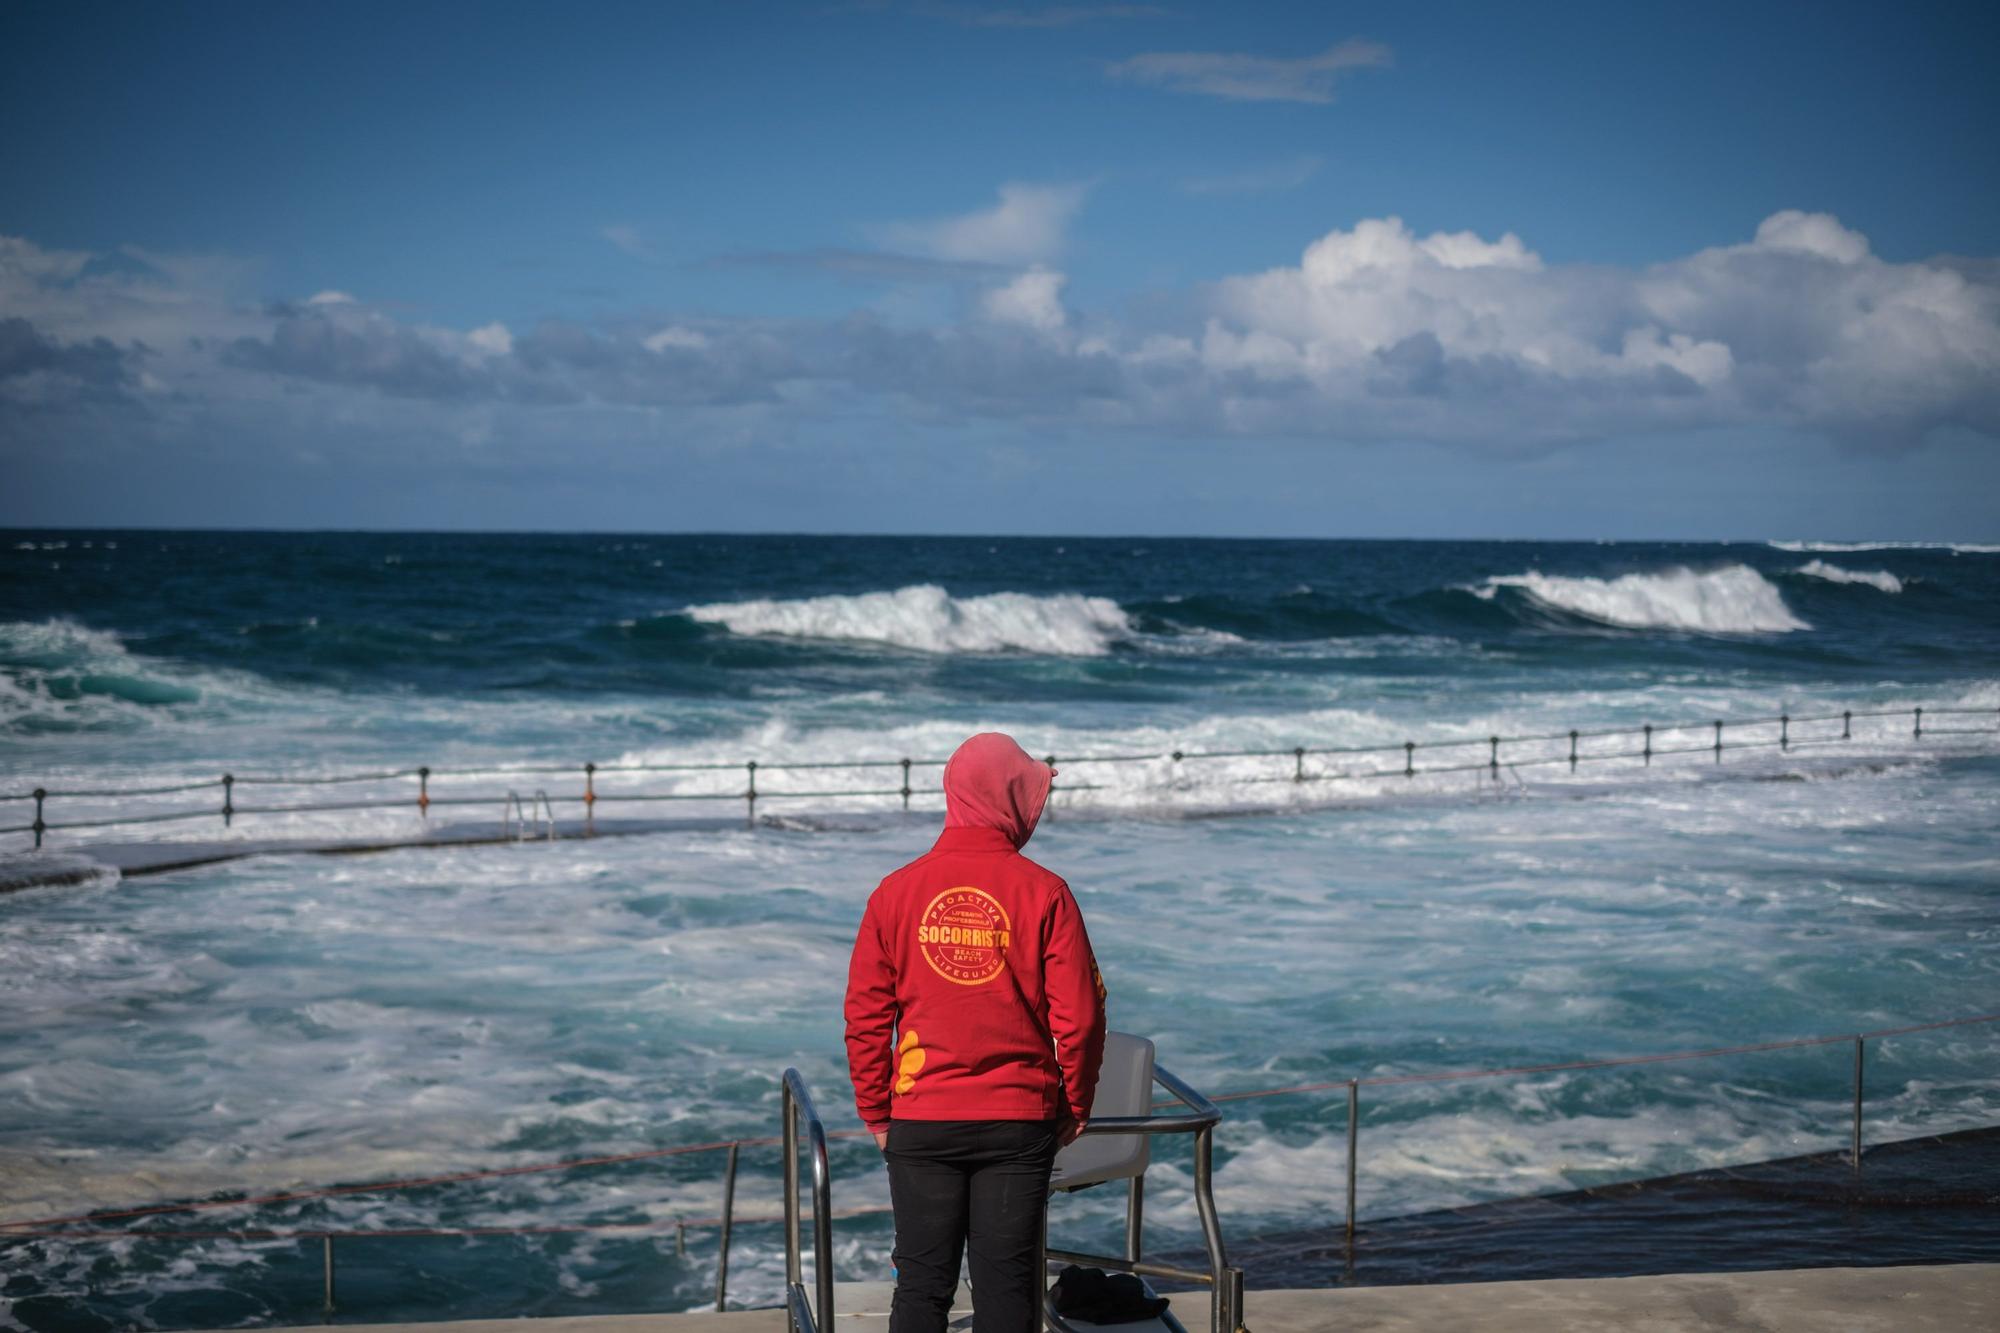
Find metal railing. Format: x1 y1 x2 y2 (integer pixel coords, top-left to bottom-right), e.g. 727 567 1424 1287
0 1011 1993 1321
1044 1063 1246 1333
1193 1011 2000 1245
5 702 1996 850
781 1068 834 1333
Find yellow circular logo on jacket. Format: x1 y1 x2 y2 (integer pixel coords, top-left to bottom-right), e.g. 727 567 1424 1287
917 886 1012 985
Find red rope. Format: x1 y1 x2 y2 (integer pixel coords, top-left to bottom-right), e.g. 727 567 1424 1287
2 1204 900 1244
4 1014 1994 1240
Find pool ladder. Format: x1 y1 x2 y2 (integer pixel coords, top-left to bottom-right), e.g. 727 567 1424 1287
501 789 558 841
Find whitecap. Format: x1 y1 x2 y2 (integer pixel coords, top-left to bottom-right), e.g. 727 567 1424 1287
1794 560 1903 594
682 584 1134 656
1471 565 1809 634
1769 540 2000 554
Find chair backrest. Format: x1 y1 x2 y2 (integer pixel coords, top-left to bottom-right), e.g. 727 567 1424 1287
1050 1031 1153 1191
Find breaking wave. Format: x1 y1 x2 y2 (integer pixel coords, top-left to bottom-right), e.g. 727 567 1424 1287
1795 560 1903 594
1769 540 2000 554
1 619 216 734
1471 565 1809 634
682 585 1135 656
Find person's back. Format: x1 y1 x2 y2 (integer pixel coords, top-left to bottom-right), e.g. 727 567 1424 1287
845 733 1108 1333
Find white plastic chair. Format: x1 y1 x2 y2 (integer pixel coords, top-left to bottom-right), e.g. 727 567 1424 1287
1040 1032 1242 1333
1051 1031 1154 1192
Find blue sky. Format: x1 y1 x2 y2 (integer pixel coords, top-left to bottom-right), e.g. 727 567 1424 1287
3 0 1996 537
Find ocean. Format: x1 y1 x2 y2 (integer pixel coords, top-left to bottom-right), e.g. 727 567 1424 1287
2 532 1997 1329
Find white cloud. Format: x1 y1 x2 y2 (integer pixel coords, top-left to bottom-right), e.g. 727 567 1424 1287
307 290 357 306
601 224 659 262
466 322 513 357
643 325 710 353
0 235 91 283
880 182 1089 265
1619 326 1733 387
3 210 1995 459
1752 209 1870 264
1109 38 1391 104
981 267 1068 332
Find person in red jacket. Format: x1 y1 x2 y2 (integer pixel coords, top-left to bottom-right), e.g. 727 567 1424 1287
845 731 1109 1333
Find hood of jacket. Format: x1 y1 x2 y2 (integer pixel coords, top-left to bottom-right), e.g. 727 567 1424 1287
941 732 1054 849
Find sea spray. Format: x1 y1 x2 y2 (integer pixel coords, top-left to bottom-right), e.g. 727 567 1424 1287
1794 560 1904 593
683 584 1134 655
5 531 2000 1324
1470 565 1809 633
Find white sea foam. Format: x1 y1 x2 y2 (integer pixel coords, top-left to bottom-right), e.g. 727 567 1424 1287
0 618 276 733
1769 540 2000 554
683 584 1134 655
1795 560 1903 593
1472 565 1809 633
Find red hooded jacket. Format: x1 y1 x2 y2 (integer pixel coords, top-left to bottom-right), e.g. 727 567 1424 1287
844 733 1108 1135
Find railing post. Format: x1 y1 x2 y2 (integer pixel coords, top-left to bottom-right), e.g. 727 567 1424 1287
582 762 595 836
418 765 431 819
1568 731 1578 772
745 761 757 829
1404 741 1414 778
714 1141 739 1312
1489 736 1499 782
1852 1035 1865 1172
1045 756 1057 819
1345 1079 1360 1245
1294 746 1306 782
222 773 234 828
1780 714 1789 751
1713 720 1723 763
900 758 912 811
1642 724 1652 766
1914 706 1923 739
323 1234 336 1316
1192 1122 1230 1333
782 1081 800 1317
32 788 45 850
1842 710 1852 740
1125 1174 1144 1265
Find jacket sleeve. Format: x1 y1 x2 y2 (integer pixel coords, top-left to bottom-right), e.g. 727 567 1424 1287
843 891 898 1134
1043 881 1108 1123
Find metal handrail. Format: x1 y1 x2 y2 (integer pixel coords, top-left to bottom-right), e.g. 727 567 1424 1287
781 1068 834 1333
1043 1063 1246 1333
8 700 1995 850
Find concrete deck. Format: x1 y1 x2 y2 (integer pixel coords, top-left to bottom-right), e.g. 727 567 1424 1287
197 1264 1998 1332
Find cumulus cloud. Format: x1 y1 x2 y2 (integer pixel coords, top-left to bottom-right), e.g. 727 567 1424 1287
1109 38 1391 104
643 325 709 353
466 322 514 357
0 316 137 405
879 182 1089 265
981 267 1068 332
2 210 1996 461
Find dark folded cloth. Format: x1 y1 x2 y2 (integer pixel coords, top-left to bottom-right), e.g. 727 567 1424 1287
1050 1264 1171 1324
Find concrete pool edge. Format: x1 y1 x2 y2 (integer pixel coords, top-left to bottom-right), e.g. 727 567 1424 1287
166 1263 2000 1332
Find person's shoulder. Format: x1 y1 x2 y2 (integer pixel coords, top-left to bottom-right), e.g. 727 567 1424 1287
1009 849 1070 896
868 847 945 902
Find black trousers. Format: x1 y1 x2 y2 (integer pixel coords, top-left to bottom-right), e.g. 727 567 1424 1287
883 1118 1060 1333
